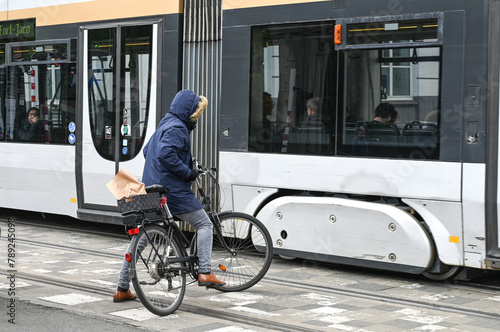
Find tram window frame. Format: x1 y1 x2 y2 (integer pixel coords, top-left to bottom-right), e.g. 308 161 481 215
0 45 5 141
4 39 77 144
87 25 153 161
338 14 442 160
248 21 337 156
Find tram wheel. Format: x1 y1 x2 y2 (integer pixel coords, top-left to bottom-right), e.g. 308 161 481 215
422 264 461 281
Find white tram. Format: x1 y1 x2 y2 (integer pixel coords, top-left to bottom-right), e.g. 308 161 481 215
217 0 500 279
0 1 185 221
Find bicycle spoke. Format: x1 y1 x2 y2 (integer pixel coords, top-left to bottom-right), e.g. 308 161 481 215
210 212 273 292
131 224 187 316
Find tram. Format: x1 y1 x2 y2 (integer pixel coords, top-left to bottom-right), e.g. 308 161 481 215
0 1 186 222
218 0 500 280
1 0 499 280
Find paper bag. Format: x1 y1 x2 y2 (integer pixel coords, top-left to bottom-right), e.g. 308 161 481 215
106 168 146 200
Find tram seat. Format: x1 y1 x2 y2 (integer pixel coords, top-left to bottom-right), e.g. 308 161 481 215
365 122 400 143
297 121 324 132
287 121 328 154
364 122 400 157
401 121 439 159
402 121 438 145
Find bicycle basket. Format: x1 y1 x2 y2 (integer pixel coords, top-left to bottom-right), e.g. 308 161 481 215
118 192 160 214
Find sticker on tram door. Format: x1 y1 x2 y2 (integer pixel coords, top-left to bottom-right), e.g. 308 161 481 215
121 124 129 136
105 126 112 139
68 122 76 133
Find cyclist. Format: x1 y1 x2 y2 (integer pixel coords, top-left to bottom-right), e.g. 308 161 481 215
114 89 225 303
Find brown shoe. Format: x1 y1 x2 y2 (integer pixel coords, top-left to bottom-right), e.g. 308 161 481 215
113 289 137 303
198 273 226 287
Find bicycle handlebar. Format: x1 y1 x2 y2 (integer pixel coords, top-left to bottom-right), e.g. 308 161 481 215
193 159 217 178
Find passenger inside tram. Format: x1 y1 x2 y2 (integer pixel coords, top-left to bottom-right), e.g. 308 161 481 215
16 107 45 142
300 97 324 154
248 91 282 153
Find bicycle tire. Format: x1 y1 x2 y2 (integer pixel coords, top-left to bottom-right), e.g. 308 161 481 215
130 223 186 316
210 212 273 292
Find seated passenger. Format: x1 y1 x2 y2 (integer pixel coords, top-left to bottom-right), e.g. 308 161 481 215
372 102 399 124
17 107 45 142
365 102 399 157
367 102 400 137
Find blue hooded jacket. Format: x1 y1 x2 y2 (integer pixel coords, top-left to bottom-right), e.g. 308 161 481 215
141 90 203 215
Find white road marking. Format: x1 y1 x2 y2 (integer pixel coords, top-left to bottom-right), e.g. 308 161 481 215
0 281 31 289
41 293 103 305
207 327 257 332
420 294 454 301
32 269 52 273
229 306 280 316
89 279 114 286
109 307 161 321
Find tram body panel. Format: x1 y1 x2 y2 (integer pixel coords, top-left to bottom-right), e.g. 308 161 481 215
0 143 77 217
222 152 468 271
403 199 463 267
230 186 278 216
221 152 462 205
256 196 433 273
462 163 487 262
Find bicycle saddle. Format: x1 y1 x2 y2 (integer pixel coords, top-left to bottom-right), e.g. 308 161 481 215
145 184 169 194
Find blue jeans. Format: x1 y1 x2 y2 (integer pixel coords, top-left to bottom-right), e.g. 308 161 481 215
117 209 213 291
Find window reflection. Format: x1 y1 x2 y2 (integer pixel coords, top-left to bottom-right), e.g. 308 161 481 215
341 47 441 159
87 25 152 161
249 23 336 155
0 67 5 140
7 63 76 143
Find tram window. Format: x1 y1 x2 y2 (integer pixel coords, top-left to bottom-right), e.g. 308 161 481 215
249 22 336 155
340 46 441 159
6 63 76 143
0 67 5 141
88 25 152 161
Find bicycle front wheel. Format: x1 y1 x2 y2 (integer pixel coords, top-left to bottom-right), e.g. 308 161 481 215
211 212 273 292
130 224 186 316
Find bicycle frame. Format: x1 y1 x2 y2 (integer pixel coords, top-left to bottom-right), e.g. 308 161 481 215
194 165 238 254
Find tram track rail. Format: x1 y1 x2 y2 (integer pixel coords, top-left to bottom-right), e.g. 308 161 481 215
0 216 128 240
2 264 500 326
263 277 500 320
6 236 500 323
2 217 500 325
9 237 122 259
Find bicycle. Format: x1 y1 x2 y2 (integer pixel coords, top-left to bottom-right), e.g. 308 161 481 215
118 160 273 316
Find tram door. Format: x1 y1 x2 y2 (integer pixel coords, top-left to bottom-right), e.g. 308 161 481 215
78 23 158 215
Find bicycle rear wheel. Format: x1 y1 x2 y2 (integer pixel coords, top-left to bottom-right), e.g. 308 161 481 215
211 212 273 292
130 224 186 316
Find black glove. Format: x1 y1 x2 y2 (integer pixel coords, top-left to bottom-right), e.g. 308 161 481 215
186 169 198 182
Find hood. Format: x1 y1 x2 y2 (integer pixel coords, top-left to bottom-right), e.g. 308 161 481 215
167 89 200 131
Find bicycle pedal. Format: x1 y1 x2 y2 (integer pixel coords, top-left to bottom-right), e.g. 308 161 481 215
204 283 224 290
